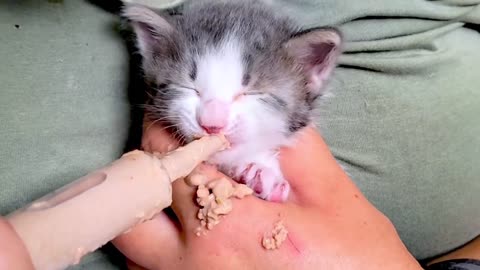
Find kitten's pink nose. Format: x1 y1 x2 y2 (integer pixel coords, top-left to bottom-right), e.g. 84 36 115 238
201 125 223 134
198 100 229 134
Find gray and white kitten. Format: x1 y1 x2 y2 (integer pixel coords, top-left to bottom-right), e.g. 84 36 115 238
124 0 342 202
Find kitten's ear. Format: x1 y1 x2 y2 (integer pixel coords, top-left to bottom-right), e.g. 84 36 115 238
122 5 181 61
284 28 342 95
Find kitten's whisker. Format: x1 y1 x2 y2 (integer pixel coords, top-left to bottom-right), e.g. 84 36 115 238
160 123 180 131
170 83 196 91
145 91 155 101
144 115 178 124
148 112 174 119
171 129 187 144
144 114 182 134
143 106 175 112
144 118 166 133
180 112 201 131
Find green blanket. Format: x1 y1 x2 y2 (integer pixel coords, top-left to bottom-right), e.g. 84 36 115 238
1 0 479 268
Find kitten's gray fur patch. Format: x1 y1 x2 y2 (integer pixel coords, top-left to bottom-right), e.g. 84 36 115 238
124 0 341 137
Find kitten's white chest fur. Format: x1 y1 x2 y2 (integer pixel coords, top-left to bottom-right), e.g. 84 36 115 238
193 40 291 201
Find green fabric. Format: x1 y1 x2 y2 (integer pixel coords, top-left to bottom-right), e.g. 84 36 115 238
280 1 480 260
0 1 130 269
265 0 480 260
0 0 479 269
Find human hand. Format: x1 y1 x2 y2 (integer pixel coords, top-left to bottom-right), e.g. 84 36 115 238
0 218 34 270
113 119 423 270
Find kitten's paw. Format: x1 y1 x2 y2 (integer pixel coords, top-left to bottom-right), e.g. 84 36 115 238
268 180 291 203
234 164 290 202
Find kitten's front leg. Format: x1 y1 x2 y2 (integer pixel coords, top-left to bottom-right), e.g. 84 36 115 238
228 152 290 202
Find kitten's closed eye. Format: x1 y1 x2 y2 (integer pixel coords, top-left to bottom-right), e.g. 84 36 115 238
171 83 200 95
244 91 264 96
190 62 197 80
242 73 251 86
233 90 264 101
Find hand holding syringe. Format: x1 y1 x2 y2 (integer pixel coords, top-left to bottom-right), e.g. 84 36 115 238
5 135 229 270
1 124 429 270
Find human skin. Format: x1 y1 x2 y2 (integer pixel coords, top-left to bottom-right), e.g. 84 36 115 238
0 219 34 270
112 120 424 270
0 122 477 268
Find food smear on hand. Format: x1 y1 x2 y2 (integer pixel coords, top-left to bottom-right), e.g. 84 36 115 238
186 173 253 236
262 220 288 250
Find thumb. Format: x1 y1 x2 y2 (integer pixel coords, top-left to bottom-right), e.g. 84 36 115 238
279 126 349 205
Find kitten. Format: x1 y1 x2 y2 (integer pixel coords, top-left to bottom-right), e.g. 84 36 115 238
124 0 342 202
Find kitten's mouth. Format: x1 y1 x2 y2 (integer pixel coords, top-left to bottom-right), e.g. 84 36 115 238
224 134 241 148
192 132 237 148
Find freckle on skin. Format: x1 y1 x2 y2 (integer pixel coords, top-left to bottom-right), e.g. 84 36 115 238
354 194 359 198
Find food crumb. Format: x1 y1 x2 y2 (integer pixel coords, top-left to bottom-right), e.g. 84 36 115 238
187 173 253 235
186 173 208 186
232 183 254 198
262 221 288 250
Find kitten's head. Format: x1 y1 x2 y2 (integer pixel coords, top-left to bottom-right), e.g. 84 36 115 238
124 1 342 146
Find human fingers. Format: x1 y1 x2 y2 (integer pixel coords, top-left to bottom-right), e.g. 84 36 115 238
140 119 228 236
141 115 198 227
0 218 35 270
114 118 185 269
112 212 182 270
141 117 179 153
169 164 228 234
